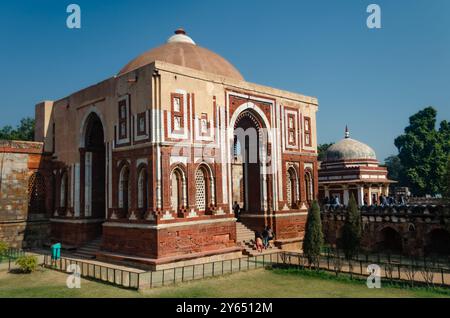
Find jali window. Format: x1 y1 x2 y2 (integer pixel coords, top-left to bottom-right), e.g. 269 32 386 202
195 168 207 211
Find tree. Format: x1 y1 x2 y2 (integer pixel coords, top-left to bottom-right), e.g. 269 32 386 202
394 107 449 196
302 200 324 265
384 155 406 186
0 117 35 141
446 155 450 199
318 143 334 161
341 194 361 259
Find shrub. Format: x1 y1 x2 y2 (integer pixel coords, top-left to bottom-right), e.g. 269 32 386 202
0 241 8 256
303 200 324 266
341 194 362 259
15 255 38 273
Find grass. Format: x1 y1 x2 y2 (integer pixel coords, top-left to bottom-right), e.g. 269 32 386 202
0 267 448 298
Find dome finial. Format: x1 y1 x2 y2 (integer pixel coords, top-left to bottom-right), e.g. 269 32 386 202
175 28 186 35
167 28 196 45
345 125 350 139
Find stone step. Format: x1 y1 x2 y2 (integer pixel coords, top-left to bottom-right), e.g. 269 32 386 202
82 244 101 249
77 247 99 252
72 237 102 260
242 247 280 257
71 252 96 259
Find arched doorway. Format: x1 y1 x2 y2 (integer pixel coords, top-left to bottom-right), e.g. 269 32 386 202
83 113 106 219
425 229 450 256
377 227 402 254
232 110 264 213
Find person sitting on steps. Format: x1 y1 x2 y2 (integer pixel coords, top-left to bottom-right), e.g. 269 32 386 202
255 231 264 253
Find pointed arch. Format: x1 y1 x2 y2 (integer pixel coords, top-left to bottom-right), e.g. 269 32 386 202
28 172 46 214
304 169 314 203
286 166 299 208
81 111 106 219
170 165 187 213
195 163 215 212
137 164 148 210
60 170 69 209
118 162 130 211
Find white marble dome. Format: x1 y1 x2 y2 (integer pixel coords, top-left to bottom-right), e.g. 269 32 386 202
325 130 377 162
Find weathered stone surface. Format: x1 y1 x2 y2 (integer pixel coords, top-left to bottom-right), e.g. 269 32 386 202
0 140 49 248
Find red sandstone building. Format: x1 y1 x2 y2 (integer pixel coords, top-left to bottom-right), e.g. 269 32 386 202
33 29 319 267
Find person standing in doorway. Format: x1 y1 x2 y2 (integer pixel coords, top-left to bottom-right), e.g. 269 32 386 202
233 201 241 221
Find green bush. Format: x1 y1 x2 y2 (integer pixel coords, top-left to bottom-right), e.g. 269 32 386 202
341 194 361 259
303 200 324 266
15 255 38 273
0 241 8 256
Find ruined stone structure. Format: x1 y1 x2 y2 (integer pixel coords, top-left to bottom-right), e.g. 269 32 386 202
0 140 51 248
32 29 319 266
321 204 450 256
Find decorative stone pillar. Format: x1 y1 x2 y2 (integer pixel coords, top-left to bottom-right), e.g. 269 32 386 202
343 186 349 206
324 186 330 199
357 185 364 206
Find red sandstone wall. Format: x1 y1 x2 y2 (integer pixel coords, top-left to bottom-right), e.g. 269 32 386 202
273 214 307 240
101 220 236 259
51 222 103 247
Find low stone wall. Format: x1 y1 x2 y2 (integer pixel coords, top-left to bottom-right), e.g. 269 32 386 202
321 205 450 256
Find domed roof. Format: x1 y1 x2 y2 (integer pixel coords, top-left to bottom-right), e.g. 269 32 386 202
325 127 377 162
118 28 244 80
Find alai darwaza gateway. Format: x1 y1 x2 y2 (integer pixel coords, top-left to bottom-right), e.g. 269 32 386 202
34 29 319 267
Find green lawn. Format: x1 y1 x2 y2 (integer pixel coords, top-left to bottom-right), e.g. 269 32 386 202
0 268 448 298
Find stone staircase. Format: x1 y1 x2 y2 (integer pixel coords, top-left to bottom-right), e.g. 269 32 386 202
72 237 102 259
236 221 255 243
236 222 280 256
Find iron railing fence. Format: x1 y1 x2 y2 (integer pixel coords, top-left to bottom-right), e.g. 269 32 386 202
41 251 450 290
0 248 26 271
320 247 450 270
279 251 450 287
139 253 281 289
42 254 141 289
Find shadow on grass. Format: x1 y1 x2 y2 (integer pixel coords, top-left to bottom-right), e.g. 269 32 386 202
268 265 450 297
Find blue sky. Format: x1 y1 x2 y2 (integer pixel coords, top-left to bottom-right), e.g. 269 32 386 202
0 0 449 161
